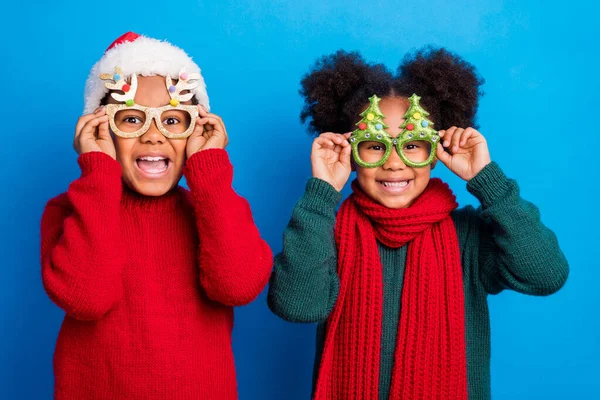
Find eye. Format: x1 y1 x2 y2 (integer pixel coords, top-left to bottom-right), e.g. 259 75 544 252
122 116 143 124
369 144 385 151
404 142 423 151
163 117 180 125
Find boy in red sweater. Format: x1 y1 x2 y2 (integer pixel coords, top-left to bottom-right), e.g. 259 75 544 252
40 32 272 399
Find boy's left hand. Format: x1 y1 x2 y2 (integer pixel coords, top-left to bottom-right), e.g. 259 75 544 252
436 127 491 181
186 105 229 158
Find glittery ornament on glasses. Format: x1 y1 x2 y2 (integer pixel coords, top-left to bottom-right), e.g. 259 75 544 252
100 67 200 139
99 67 138 107
349 94 439 168
165 68 201 107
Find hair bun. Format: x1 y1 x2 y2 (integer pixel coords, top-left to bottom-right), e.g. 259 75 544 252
300 50 393 135
395 47 484 129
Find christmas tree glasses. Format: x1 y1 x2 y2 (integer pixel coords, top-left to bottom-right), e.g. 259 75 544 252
349 94 440 168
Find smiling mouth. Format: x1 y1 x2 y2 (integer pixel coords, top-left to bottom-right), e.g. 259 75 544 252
379 181 409 188
136 156 170 174
377 179 411 193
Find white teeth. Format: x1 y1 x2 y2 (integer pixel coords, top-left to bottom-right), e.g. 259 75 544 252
382 181 408 188
138 156 166 161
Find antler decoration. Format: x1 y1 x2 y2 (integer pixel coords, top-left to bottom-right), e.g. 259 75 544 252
99 66 138 106
165 68 200 107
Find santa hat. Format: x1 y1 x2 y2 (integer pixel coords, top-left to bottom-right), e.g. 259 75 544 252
83 32 209 114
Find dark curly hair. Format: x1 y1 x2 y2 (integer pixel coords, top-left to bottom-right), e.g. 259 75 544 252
299 47 484 135
299 50 394 135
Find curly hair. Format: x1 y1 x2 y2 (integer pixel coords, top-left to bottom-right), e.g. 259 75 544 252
299 46 484 135
299 50 394 135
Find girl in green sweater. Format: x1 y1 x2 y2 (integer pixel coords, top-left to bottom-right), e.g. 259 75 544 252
268 48 569 400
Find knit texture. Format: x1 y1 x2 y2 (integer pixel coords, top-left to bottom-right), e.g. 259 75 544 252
314 179 467 400
268 162 569 400
41 149 272 400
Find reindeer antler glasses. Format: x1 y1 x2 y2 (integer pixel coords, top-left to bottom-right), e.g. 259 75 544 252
100 67 200 139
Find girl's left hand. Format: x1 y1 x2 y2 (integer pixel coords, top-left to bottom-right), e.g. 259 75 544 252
435 127 491 181
186 105 229 158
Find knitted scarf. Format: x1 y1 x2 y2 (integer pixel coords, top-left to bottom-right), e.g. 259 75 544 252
314 178 467 400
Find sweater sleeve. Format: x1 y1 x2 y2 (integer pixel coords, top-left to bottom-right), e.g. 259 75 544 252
40 152 124 321
267 178 341 323
183 149 272 306
467 162 569 295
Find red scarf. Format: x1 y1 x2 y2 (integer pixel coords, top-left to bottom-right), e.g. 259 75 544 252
314 178 467 400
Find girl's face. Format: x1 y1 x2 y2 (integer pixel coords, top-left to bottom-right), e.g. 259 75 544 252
355 96 434 209
110 76 189 196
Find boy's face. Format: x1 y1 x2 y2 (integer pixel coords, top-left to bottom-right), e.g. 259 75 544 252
355 97 434 209
110 76 190 196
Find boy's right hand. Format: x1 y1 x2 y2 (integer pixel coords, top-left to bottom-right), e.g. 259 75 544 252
73 107 116 160
311 132 352 192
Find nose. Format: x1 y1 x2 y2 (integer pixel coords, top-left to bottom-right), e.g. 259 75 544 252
383 145 407 171
140 117 164 145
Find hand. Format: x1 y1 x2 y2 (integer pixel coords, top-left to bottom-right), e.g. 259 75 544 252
311 132 352 192
73 107 116 160
436 126 491 181
186 105 229 158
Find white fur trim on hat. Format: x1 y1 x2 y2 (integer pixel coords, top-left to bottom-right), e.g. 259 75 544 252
83 34 209 114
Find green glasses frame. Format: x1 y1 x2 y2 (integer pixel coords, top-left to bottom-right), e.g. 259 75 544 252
349 94 440 168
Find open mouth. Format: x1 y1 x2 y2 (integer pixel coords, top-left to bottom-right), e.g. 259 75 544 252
136 156 170 176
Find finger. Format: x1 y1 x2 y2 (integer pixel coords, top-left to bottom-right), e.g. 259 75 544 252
442 126 457 148
340 144 352 168
198 104 209 115
338 135 350 147
196 117 215 137
75 109 105 139
460 127 476 147
197 115 228 149
198 116 224 133
79 115 109 140
451 128 464 153
97 119 111 141
320 132 346 145
333 143 345 154
190 118 207 138
198 106 226 128
436 141 452 167
314 137 336 149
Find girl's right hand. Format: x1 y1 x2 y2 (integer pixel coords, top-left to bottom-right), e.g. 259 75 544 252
73 107 117 160
311 132 352 192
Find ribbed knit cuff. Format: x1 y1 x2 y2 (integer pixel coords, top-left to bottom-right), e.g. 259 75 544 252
299 178 342 215
466 162 513 209
184 149 233 196
185 148 231 174
77 151 122 179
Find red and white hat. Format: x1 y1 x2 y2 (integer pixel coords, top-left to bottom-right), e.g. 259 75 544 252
83 32 209 114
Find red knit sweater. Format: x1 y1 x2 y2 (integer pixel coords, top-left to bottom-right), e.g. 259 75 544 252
40 149 272 400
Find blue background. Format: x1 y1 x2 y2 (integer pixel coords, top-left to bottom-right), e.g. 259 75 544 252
1 0 598 398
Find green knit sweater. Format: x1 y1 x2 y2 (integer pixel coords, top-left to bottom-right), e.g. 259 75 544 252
268 162 569 400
